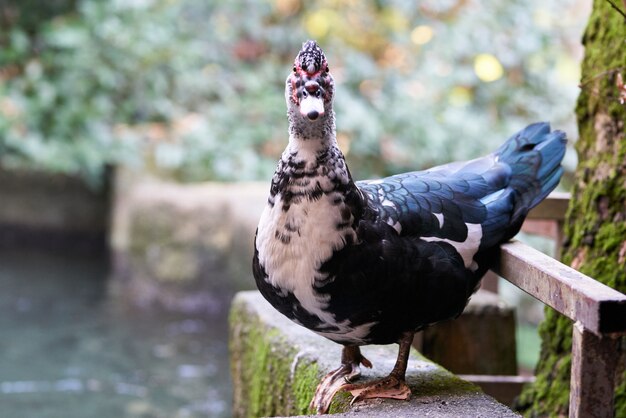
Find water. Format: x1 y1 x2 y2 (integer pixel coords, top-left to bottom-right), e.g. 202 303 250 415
0 249 231 418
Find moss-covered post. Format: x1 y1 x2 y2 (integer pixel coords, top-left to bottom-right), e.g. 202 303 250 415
516 1 626 416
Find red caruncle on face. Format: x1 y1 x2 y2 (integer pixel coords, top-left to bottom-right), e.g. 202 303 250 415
290 67 333 106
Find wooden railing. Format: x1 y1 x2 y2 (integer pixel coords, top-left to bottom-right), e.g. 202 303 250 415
492 193 626 418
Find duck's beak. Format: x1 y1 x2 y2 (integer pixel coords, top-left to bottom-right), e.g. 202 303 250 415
299 95 325 121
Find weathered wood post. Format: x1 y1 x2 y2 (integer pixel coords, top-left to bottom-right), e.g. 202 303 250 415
569 322 621 418
493 240 626 417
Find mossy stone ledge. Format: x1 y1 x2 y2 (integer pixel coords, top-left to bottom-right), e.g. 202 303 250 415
229 290 519 417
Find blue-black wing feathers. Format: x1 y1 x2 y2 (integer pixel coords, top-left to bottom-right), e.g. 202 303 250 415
358 122 566 247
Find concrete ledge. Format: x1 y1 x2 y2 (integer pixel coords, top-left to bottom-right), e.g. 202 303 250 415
229 291 519 417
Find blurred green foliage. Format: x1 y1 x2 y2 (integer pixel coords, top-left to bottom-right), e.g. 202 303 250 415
0 0 586 187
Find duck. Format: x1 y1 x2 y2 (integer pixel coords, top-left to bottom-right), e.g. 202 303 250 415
253 40 566 414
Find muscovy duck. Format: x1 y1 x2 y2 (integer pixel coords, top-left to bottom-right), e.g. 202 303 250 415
253 40 567 414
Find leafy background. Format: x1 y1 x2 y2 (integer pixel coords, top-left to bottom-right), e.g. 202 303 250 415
0 0 586 188
0 0 591 373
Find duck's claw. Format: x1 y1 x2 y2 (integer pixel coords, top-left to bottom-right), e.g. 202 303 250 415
344 374 411 405
309 348 372 414
309 362 360 414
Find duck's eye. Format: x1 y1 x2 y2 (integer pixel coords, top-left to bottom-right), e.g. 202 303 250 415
315 90 322 98
302 90 308 98
293 66 297 72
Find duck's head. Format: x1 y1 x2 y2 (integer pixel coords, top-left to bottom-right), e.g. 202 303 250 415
286 40 334 122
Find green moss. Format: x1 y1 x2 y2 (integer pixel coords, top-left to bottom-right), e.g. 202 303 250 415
229 297 350 417
616 371 626 418
292 358 322 414
518 0 626 415
327 391 354 414
576 0 626 122
230 303 286 417
515 310 572 416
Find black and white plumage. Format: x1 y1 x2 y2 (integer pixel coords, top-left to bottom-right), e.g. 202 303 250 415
253 40 567 413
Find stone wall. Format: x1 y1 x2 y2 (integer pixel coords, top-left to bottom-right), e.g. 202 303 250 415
0 168 109 253
229 291 519 417
109 168 268 312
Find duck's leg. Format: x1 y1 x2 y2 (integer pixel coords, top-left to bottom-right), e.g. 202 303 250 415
310 344 372 414
343 332 413 405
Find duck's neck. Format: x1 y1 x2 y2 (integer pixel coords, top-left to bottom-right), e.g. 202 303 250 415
287 106 336 147
268 109 359 215
287 118 348 182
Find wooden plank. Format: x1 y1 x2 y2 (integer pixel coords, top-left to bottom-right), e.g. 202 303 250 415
526 192 570 221
459 374 535 384
480 270 499 293
569 321 620 418
492 240 626 335
458 375 535 407
520 219 559 239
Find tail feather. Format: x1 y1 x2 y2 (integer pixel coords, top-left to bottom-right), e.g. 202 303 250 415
496 122 567 216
